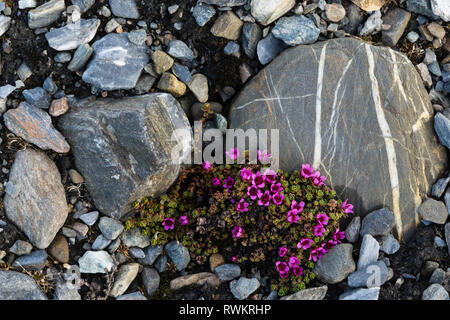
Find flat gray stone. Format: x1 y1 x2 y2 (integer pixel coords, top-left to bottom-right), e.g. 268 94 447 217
110 263 139 297
91 234 112 250
59 94 191 219
9 240 33 256
435 113 450 150
78 250 114 274
360 208 395 237
407 0 437 19
357 234 379 270
129 247 145 259
4 102 70 153
381 8 411 47
214 264 241 281
12 250 48 271
256 33 288 65
82 33 149 90
280 285 328 300
45 19 100 51
79 211 99 226
419 198 448 224
109 0 140 19
167 40 194 62
313 243 356 284
242 23 261 59
71 0 95 13
230 277 260 300
203 0 247 6
432 176 450 198
116 291 147 300
429 268 446 284
4 149 68 249
28 0 66 29
0 15 11 36
68 44 94 72
250 0 296 26
193 2 216 27
0 271 47 300
229 38 447 240
339 287 380 300
53 280 81 300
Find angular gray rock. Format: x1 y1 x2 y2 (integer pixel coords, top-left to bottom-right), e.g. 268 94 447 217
345 216 361 243
0 271 47 300
4 149 68 249
360 208 395 237
431 0 450 21
203 0 247 6
280 285 328 300
229 38 447 240
434 113 450 150
167 40 195 62
348 261 389 288
432 176 450 198
142 267 160 297
116 292 147 300
98 217 124 240
9 240 33 256
78 250 114 273
445 223 450 255
193 2 216 27
380 234 400 255
272 15 320 46
82 33 149 90
28 0 66 29
165 241 190 271
230 277 260 300
0 15 11 37
313 243 356 284
45 19 100 51
339 287 380 300
242 23 261 59
121 228 150 248
256 33 288 65
91 235 111 250
68 44 94 72
53 280 81 300
22 87 51 109
59 94 191 219
381 8 411 47
72 0 95 13
79 211 99 226
109 263 140 297
4 102 70 153
419 198 448 224
139 245 163 266
357 234 379 270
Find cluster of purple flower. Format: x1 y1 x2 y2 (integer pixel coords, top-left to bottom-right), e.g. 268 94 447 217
276 247 303 278
162 215 189 231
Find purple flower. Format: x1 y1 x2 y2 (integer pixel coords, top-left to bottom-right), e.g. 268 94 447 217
258 190 272 206
276 261 290 277
341 199 354 214
332 228 345 243
202 161 212 171
316 213 329 225
263 169 277 184
162 218 175 231
231 256 237 262
236 199 249 212
270 183 283 194
247 185 262 200
252 171 266 188
179 215 189 226
287 209 299 223
301 163 315 178
272 193 284 205
257 149 272 162
240 167 253 180
292 266 303 277
223 176 235 188
279 247 288 257
288 256 300 268
297 238 313 250
313 174 326 187
232 226 243 238
225 147 239 161
309 247 327 262
291 200 305 213
313 224 326 237
212 177 220 186
322 240 337 251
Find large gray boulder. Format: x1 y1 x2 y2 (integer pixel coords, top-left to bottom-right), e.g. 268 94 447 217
4 149 68 249
59 93 192 220
229 38 447 240
0 271 47 300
